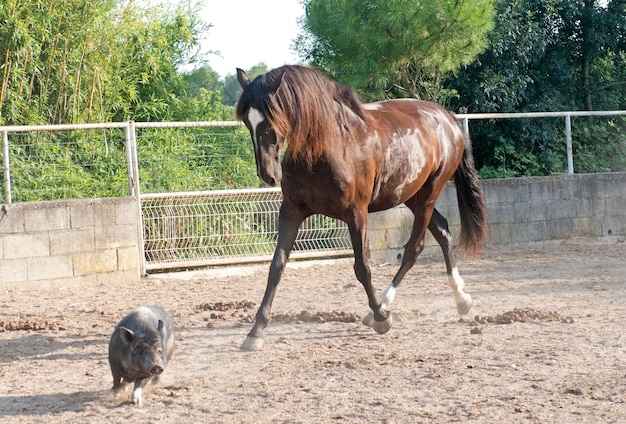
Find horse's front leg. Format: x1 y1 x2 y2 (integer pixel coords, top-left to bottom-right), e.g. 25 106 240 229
241 205 304 351
348 210 392 335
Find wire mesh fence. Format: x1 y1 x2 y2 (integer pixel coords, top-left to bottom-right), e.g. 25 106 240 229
1 126 130 203
141 189 352 269
134 124 260 193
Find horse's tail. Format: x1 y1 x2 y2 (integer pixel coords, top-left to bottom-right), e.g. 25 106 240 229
453 134 487 258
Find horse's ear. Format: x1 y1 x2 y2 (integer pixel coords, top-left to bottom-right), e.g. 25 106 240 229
237 68 251 88
267 70 285 93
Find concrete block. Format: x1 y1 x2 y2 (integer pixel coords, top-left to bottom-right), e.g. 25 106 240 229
384 227 411 250
0 258 27 284
511 221 545 243
544 218 574 240
529 179 554 204
435 182 456 208
50 229 95 255
545 199 578 220
0 204 25 234
27 255 73 281
4 233 50 258
69 203 95 229
571 217 601 237
93 202 116 227
73 249 118 276
575 198 606 219
368 207 411 230
602 216 626 237
529 202 547 222
482 183 501 206
594 173 623 198
24 206 69 233
513 202 532 223
487 203 515 224
95 224 138 249
115 200 138 225
117 247 140 272
484 223 512 246
499 179 531 203
606 197 626 214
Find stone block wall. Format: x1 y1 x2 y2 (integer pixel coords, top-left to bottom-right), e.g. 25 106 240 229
369 172 626 263
0 197 141 288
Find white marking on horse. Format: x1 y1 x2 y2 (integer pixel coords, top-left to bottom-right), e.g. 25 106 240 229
383 132 426 200
448 267 472 314
363 102 382 111
381 283 396 310
247 107 265 142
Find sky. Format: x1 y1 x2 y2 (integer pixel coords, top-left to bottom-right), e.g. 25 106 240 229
198 0 305 78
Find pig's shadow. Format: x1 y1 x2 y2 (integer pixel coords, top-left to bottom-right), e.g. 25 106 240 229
0 390 106 417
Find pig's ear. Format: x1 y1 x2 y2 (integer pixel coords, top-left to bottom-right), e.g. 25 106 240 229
157 320 164 332
120 327 135 345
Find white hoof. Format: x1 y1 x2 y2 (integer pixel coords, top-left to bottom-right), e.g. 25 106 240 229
240 336 264 351
456 293 473 315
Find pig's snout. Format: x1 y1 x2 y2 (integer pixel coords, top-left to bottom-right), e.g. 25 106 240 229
150 365 164 375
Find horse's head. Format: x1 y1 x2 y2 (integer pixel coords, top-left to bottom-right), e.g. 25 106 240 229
236 68 285 186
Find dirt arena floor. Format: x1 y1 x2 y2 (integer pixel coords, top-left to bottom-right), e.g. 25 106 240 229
1 238 625 423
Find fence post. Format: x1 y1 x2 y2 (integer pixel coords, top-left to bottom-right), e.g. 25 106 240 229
126 121 146 276
2 130 10 204
565 114 574 174
124 124 135 196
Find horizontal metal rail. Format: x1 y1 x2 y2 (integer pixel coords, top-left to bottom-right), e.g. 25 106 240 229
2 110 625 270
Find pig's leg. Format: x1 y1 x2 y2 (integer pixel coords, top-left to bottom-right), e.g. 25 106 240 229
131 378 151 407
111 368 125 393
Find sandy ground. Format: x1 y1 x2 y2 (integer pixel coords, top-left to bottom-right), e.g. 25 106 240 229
0 238 625 423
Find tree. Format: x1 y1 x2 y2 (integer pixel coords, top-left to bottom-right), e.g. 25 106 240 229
448 0 626 176
221 63 269 106
296 0 495 102
182 65 222 97
0 0 220 124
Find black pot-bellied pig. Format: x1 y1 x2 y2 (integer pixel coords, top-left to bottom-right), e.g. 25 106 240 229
108 305 175 407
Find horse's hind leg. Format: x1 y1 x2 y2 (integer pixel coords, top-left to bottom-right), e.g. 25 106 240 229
362 200 432 329
429 209 473 315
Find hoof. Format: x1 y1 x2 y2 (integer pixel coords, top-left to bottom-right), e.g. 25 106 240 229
456 294 473 315
363 310 393 334
362 310 375 328
372 313 393 334
240 336 264 351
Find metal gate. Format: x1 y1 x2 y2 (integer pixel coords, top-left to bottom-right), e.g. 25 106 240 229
140 189 352 271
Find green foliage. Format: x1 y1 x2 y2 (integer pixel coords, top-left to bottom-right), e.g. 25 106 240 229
297 0 495 102
449 0 626 177
136 126 259 194
0 0 225 124
6 129 129 202
220 63 269 106
572 117 626 173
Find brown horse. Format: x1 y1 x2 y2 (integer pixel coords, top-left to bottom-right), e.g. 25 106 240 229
236 65 487 351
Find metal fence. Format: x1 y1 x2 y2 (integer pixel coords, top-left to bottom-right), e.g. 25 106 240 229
2 110 625 271
141 188 351 270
